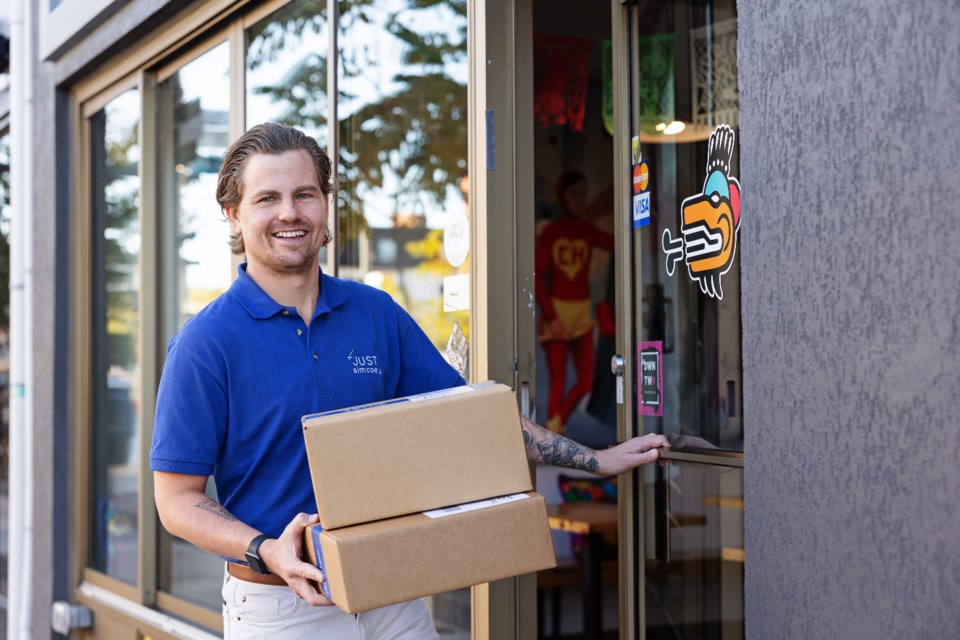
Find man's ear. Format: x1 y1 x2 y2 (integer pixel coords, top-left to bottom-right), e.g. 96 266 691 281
224 207 241 233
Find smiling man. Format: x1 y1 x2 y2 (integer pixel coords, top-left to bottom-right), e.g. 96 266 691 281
150 123 666 639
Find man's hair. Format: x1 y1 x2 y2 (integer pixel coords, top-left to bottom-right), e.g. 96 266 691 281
217 123 334 254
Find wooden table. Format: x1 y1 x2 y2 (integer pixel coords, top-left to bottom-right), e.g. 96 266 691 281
546 503 618 640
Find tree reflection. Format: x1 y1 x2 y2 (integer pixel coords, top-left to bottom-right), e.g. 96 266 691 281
247 0 467 241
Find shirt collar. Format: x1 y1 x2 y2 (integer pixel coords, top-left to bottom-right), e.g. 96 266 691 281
230 263 349 321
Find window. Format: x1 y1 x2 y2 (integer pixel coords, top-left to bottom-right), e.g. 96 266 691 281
0 131 11 630
245 0 329 146
156 40 233 611
338 0 470 364
89 87 141 586
78 1 472 634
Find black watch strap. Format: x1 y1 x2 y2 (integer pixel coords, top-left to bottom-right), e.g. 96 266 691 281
245 534 273 575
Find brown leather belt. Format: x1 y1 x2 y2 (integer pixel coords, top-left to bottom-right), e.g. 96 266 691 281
227 562 288 586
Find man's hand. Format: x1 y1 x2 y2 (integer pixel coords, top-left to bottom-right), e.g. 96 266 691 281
594 433 669 476
259 513 333 607
521 416 668 476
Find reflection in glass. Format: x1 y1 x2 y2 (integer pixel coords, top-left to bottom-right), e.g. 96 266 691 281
632 0 742 452
245 0 329 146
645 462 743 639
0 133 10 600
338 0 470 379
245 0 331 266
89 88 141 585
247 1 471 633
339 3 470 634
157 41 232 613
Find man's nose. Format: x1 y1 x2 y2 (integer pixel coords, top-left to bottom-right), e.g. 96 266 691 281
277 198 299 220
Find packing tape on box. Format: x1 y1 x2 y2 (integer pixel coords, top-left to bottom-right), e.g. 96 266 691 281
309 526 333 602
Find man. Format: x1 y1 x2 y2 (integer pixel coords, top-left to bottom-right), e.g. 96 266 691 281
151 123 667 639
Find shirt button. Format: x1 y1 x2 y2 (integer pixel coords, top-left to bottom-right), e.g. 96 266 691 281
282 310 290 316
313 353 318 361
297 329 303 336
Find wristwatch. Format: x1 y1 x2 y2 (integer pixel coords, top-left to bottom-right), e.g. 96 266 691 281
245 534 273 575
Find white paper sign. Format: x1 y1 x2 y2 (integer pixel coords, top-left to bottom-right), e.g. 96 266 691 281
443 273 470 312
443 212 470 267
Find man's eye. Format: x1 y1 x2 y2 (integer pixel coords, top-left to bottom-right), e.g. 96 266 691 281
297 193 314 199
258 196 275 203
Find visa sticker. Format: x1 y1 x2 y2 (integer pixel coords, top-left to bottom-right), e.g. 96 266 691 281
633 192 651 228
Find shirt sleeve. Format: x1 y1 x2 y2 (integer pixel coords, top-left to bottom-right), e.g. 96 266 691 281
393 302 466 397
149 338 228 477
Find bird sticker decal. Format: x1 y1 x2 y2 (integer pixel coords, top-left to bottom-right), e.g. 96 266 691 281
662 124 741 299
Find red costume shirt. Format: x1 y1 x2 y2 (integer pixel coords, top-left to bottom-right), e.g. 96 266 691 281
535 214 614 321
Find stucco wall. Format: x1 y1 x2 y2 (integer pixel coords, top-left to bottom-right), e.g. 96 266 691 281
738 0 960 637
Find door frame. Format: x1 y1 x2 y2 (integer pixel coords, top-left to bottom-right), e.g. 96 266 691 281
611 0 643 637
468 0 537 637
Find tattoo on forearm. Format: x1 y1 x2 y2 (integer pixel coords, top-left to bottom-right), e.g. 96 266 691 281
523 427 533 447
195 497 238 522
536 434 599 472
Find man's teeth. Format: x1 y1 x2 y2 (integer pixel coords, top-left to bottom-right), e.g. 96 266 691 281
274 230 306 238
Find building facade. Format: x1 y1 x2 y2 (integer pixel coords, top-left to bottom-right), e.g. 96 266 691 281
2 0 958 638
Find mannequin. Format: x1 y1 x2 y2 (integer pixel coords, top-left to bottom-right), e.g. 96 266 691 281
535 171 614 434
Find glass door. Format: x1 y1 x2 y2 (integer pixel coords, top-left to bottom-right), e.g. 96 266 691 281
619 0 744 637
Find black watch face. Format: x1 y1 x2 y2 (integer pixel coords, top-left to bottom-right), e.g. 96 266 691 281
247 551 267 574
246 535 271 574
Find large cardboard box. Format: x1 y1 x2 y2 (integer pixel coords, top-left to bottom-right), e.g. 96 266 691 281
300 383 556 614
302 382 533 529
303 492 555 614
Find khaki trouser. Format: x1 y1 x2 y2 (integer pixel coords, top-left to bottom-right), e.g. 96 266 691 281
221 566 439 639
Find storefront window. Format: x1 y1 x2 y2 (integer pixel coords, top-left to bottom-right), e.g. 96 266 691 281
337 2 470 633
243 0 470 632
0 132 10 629
245 0 332 269
245 0 328 145
338 0 470 380
157 41 232 611
89 88 141 585
77 1 473 632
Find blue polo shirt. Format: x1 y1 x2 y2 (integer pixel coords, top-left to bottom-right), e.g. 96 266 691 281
150 264 465 538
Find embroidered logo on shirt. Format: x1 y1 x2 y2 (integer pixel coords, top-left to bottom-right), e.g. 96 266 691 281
348 350 382 375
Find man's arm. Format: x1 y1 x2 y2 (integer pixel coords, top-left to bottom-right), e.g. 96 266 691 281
520 416 667 475
154 471 331 606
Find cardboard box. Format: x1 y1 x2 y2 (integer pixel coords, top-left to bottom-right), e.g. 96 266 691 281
300 382 556 614
302 492 556 614
302 383 533 529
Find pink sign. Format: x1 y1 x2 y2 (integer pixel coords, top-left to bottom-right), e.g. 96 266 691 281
638 341 663 417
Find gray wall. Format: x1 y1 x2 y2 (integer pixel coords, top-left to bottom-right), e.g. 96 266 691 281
739 0 960 637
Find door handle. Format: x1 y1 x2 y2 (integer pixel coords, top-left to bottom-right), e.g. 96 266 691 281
611 355 625 404
610 354 624 376
652 462 671 561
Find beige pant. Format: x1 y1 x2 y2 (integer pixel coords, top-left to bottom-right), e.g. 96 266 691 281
221 567 439 639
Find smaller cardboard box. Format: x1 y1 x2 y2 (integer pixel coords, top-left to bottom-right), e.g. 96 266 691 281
302 492 556 614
